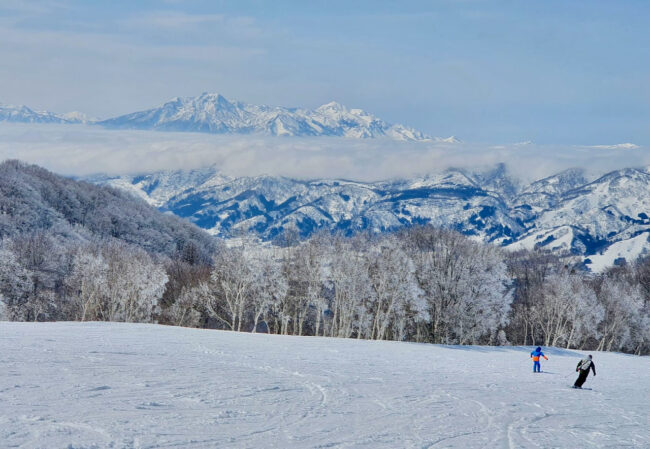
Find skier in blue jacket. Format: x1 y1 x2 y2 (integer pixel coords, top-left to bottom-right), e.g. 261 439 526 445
530 346 548 373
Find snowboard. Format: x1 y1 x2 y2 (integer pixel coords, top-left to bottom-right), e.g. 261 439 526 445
570 386 592 390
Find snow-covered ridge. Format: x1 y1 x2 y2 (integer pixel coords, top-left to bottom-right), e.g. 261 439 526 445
98 92 435 141
0 102 91 124
2 322 648 448
1 94 445 141
91 165 650 271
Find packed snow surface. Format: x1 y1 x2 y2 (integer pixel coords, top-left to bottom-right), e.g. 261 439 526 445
1 322 648 448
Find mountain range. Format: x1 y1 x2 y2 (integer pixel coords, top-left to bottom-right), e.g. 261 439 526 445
1 94 450 141
0 103 91 124
89 164 650 272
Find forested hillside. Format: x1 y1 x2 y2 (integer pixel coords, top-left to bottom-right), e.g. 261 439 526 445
0 160 217 322
0 160 215 259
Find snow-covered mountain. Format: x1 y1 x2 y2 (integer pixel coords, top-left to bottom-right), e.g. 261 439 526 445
90 165 650 271
0 103 91 124
509 168 650 268
98 93 435 141
1 94 445 141
91 167 520 242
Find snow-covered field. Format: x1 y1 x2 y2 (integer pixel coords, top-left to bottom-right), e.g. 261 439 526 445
1 323 648 448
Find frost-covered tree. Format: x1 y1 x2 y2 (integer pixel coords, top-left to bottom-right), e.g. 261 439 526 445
65 242 168 323
0 234 65 321
596 277 644 352
159 258 212 326
299 237 329 337
446 244 512 345
102 243 168 322
165 285 203 328
403 228 512 344
0 245 33 320
531 272 603 348
249 248 288 334
635 256 650 301
367 236 426 341
200 246 257 331
276 239 326 336
629 257 650 355
327 237 373 339
504 250 565 345
65 249 109 321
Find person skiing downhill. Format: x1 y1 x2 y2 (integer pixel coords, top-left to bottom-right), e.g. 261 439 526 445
530 346 548 372
573 355 596 388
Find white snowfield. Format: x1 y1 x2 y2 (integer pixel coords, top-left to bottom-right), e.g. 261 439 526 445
1 323 648 449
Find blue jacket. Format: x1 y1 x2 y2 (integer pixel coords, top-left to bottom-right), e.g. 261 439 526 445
530 347 547 361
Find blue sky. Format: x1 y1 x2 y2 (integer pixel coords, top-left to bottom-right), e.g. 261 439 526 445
1 0 649 144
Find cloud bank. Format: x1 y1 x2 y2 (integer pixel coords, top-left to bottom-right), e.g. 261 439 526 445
0 124 648 183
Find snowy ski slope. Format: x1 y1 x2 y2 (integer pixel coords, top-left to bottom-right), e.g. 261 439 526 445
1 322 648 448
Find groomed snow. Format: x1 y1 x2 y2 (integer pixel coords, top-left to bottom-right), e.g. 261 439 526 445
1 322 648 448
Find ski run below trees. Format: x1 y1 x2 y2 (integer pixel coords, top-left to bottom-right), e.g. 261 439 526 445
1 322 648 449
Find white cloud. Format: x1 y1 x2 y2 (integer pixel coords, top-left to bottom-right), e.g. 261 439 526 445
586 143 640 150
0 124 648 183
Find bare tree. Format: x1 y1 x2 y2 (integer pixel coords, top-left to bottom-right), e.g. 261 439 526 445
201 246 256 331
249 248 288 333
327 237 373 338
368 236 426 341
531 272 602 348
65 249 108 321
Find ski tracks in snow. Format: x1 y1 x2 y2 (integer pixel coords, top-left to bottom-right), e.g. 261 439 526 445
1 323 648 448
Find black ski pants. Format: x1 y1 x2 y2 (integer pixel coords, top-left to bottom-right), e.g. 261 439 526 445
574 369 589 387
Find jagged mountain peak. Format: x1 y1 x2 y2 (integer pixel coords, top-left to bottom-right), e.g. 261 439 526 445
197 91 228 100
163 93 238 113
98 93 433 141
192 92 236 109
315 101 348 113
1 95 446 141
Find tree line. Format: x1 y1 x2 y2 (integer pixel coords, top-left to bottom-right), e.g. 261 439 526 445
2 225 648 355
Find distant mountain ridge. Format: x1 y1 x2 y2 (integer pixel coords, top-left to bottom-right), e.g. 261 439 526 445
0 103 91 124
90 164 650 272
98 93 437 141
1 94 445 141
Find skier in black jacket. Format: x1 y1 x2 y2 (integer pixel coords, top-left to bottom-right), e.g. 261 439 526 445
573 355 596 388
